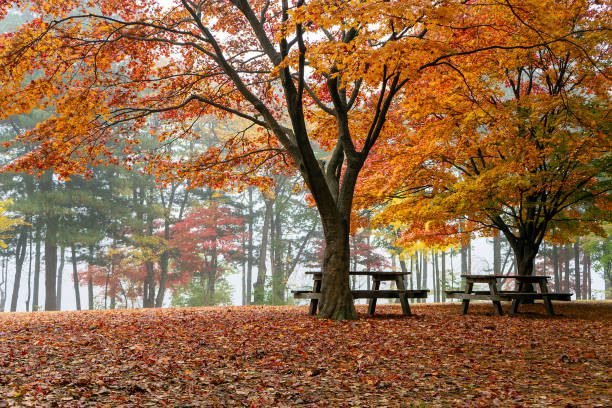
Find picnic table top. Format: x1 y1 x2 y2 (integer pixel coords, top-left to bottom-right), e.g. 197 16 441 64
461 274 550 280
306 270 410 276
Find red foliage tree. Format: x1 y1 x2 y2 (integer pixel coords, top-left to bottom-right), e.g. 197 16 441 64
169 203 244 305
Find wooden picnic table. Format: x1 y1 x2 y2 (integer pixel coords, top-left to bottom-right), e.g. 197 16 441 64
446 274 572 316
293 271 428 316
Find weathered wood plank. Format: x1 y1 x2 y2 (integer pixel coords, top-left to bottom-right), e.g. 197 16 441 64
351 290 428 298
292 289 429 300
292 291 321 300
447 293 505 301
446 291 572 301
502 292 572 301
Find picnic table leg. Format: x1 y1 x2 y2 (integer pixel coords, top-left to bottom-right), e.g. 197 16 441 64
461 282 474 315
395 276 412 316
509 299 520 316
539 280 555 316
488 281 503 316
308 278 322 316
368 278 381 316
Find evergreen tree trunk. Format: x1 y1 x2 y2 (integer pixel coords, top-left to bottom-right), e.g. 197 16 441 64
0 258 6 311
208 248 218 304
552 245 560 292
155 219 171 308
246 187 254 305
564 245 571 291
33 221 41 311
468 243 472 273
433 252 439 302
574 240 581 300
421 252 428 302
441 251 446 302
44 217 58 311
25 231 32 311
88 246 94 310
71 246 81 311
583 252 591 300
270 200 282 305
493 235 501 275
109 256 116 310
604 262 611 300
10 230 28 312
415 253 421 301
461 243 469 275
254 197 273 304
104 268 109 309
41 170 58 312
143 261 155 308
110 284 116 309
241 231 247 305
56 247 65 310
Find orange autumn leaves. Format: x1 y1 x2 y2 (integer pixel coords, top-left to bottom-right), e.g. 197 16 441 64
0 303 610 406
0 1 609 244
354 5 610 247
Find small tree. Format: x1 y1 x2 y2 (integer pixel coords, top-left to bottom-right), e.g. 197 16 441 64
170 204 244 306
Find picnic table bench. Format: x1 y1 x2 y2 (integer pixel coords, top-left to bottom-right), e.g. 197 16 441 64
293 271 428 316
446 274 572 316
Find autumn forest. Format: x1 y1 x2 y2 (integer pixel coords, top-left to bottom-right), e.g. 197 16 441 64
0 0 610 406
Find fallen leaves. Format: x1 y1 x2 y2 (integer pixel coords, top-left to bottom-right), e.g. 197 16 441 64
0 302 610 407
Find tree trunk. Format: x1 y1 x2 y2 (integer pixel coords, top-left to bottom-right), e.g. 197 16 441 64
0 258 6 311
246 187 254 305
433 252 439 302
552 245 560 292
604 261 611 300
33 222 41 311
508 239 540 299
155 219 171 308
512 241 538 277
25 231 33 311
254 197 273 304
583 252 591 300
55 247 65 310
317 221 356 320
10 230 28 312
241 231 247 305
574 240 581 300
88 246 95 310
563 245 571 291
461 243 469 275
449 250 455 290
44 216 58 311
71 246 81 310
493 235 501 275
415 252 421 301
104 267 109 309
441 251 446 302
468 242 472 273
270 200 280 304
273 198 286 304
421 252 428 302
207 247 218 305
143 261 155 307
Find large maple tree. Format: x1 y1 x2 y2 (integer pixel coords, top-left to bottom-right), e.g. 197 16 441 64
0 0 600 318
357 9 610 278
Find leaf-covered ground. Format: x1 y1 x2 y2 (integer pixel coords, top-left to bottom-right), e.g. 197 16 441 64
1 302 610 407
